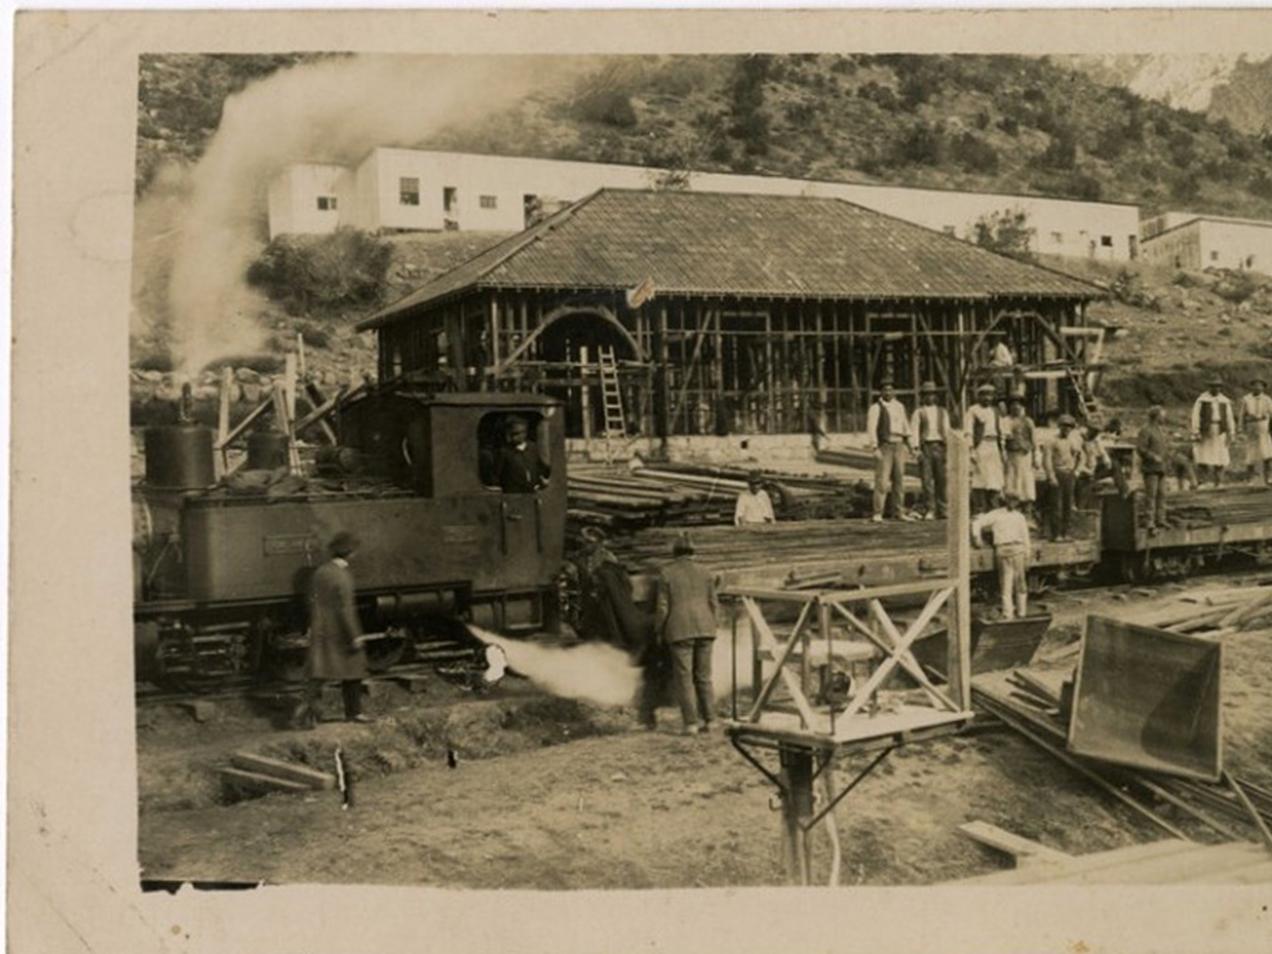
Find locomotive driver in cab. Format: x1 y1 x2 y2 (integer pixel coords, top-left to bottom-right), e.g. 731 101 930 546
494 416 551 494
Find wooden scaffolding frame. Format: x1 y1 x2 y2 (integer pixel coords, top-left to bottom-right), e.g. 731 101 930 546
376 290 1091 440
722 433 974 885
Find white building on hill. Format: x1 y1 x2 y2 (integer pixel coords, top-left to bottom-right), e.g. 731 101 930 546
1141 211 1272 274
267 148 1142 261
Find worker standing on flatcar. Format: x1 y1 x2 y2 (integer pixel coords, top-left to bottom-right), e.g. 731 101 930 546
966 383 1005 514
1191 377 1235 488
1041 414 1079 542
1136 405 1170 534
654 533 720 736
734 471 777 525
295 531 371 728
1239 377 1272 486
1003 395 1037 518
910 381 950 520
494 416 551 493
865 377 913 523
971 492 1032 621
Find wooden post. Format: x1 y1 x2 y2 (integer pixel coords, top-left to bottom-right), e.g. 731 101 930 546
579 345 592 445
779 747 815 885
657 304 670 452
945 430 972 709
217 366 232 478
284 353 298 427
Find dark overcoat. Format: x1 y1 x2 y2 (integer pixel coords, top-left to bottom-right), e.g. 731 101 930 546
306 559 368 681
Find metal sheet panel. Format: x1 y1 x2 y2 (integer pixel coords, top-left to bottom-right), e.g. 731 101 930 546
1068 615 1223 782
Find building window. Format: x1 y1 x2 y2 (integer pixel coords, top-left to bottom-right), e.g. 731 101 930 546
480 194 498 210
1211 250 1220 262
443 187 458 213
399 177 420 206
1051 231 1064 244
316 196 337 211
1100 235 1113 247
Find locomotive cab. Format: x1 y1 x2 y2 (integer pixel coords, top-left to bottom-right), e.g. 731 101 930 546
134 386 568 690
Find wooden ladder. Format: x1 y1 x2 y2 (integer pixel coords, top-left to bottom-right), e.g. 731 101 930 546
1066 365 1100 423
598 346 627 459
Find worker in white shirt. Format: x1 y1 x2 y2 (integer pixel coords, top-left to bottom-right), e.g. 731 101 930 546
989 339 1015 368
865 378 913 523
734 471 776 526
971 491 1033 621
1239 377 1272 485
909 380 950 519
965 383 1006 514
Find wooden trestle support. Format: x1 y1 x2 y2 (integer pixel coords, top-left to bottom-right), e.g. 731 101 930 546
723 433 975 885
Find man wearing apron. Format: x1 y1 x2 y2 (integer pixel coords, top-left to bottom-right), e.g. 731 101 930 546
1191 377 1235 488
966 383 1005 514
1239 377 1272 486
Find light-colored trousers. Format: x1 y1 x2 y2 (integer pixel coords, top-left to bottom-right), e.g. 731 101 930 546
873 442 908 518
995 542 1029 620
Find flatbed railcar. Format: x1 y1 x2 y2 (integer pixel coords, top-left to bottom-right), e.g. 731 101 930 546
133 387 566 690
1100 485 1272 582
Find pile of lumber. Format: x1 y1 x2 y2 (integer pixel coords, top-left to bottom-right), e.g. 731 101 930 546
1150 485 1272 530
567 462 870 536
612 518 945 575
1127 582 1272 638
973 667 1272 847
815 446 921 480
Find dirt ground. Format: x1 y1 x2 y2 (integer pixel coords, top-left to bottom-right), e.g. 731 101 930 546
138 579 1272 890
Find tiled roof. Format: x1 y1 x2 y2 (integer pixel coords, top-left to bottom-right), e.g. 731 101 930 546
360 189 1102 329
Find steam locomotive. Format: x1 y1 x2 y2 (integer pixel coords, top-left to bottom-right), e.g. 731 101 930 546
133 384 567 690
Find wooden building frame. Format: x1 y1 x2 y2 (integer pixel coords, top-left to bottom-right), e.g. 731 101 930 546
361 189 1104 441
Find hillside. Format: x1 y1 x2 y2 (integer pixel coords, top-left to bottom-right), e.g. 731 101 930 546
140 53 1272 219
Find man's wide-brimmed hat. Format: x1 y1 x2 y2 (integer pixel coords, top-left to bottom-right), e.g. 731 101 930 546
672 532 695 556
1252 377 1267 387
1208 376 1224 387
976 383 996 395
1058 413 1077 426
580 526 607 544
329 531 359 558
747 470 763 484
920 380 939 394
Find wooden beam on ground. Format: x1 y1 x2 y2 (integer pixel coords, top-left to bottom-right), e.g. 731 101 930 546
219 767 310 795
230 752 336 791
958 820 1072 867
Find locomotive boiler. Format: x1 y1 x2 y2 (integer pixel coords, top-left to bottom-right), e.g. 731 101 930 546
133 386 567 690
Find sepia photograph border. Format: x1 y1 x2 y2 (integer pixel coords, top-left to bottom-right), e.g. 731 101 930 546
11 7 1272 953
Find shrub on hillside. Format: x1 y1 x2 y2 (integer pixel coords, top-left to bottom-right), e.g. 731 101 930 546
246 229 392 314
857 81 898 112
729 54 772 156
971 208 1035 261
1064 170 1103 201
892 121 946 166
575 87 638 128
1213 271 1259 304
1038 126 1078 169
951 132 999 174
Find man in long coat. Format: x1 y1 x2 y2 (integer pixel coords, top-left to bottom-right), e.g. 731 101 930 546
654 533 720 736
1191 377 1235 488
296 531 370 728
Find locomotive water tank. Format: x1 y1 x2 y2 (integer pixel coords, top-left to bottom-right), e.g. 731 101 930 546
144 424 215 490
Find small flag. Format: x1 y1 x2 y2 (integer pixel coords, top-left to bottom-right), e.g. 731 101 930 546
625 277 656 310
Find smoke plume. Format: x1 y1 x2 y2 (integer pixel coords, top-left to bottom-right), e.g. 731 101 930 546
467 623 757 711
133 54 564 376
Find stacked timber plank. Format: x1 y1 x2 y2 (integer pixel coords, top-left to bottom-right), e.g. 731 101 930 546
567 462 870 536
1122 582 1272 639
219 751 336 797
1152 485 1272 530
614 518 944 576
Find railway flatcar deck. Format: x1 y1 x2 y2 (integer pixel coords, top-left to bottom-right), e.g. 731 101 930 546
1102 485 1272 579
618 515 1100 590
